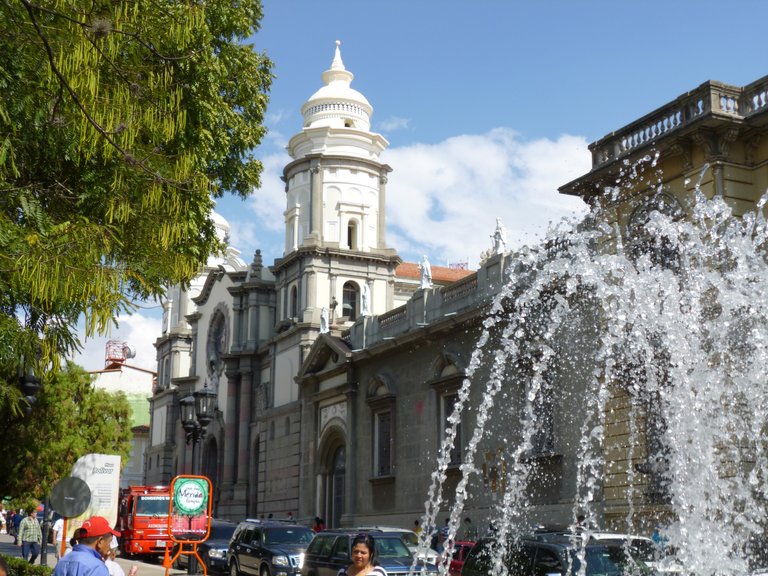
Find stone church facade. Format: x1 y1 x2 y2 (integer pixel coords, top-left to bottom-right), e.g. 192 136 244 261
146 43 472 520
148 43 768 530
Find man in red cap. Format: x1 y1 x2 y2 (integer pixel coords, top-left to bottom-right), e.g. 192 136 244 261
53 516 120 576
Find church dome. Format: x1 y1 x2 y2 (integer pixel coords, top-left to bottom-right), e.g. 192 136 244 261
210 209 230 244
301 41 373 131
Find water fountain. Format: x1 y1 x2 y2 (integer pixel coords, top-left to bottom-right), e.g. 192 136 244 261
418 155 768 575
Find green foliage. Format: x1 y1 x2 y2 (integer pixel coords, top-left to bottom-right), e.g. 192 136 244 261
0 0 272 406
0 362 133 500
2 555 53 576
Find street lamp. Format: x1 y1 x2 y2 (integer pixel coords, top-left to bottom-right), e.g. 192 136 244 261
18 361 41 414
18 355 48 563
180 383 216 575
180 382 217 475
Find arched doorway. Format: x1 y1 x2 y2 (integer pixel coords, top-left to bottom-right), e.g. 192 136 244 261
329 446 345 527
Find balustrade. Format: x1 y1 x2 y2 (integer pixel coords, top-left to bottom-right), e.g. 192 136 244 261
590 76 768 169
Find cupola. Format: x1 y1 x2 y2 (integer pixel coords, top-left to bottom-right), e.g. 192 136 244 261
301 40 373 131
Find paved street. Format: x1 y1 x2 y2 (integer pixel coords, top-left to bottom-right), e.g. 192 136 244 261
0 532 188 576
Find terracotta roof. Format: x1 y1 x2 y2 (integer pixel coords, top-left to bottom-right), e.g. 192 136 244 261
395 261 475 284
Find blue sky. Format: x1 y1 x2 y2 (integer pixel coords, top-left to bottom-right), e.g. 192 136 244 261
75 0 768 371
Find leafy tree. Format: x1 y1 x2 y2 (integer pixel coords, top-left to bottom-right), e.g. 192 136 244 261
0 362 133 500
0 0 273 403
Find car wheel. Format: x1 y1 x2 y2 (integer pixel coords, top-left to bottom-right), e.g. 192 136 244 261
230 561 240 576
260 565 271 576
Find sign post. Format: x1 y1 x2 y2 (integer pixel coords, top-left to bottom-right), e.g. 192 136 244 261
165 475 212 576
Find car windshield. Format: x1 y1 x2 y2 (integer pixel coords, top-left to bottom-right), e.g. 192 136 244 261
400 532 418 547
212 524 237 540
264 527 314 545
375 537 412 558
601 538 657 562
568 546 637 576
135 495 169 516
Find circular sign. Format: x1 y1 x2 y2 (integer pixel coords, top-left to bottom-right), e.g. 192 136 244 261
50 477 91 518
173 478 208 516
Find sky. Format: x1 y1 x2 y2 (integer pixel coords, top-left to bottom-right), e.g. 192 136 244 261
74 0 768 372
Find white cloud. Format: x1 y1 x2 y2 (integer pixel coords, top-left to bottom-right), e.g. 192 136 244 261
378 116 410 132
72 310 162 373
220 150 291 262
381 128 592 266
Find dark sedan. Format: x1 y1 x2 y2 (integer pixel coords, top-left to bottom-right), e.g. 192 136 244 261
174 519 239 574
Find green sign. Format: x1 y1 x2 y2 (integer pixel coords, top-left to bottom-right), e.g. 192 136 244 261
173 478 208 516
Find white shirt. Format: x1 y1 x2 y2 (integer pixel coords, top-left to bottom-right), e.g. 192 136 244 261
106 559 125 576
53 518 64 543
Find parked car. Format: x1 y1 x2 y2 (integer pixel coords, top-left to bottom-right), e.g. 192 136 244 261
228 519 315 576
355 525 440 564
301 528 439 576
580 532 681 574
446 540 475 576
461 536 652 576
173 518 238 574
534 530 683 574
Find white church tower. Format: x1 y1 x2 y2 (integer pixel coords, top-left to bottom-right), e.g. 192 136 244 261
275 41 400 328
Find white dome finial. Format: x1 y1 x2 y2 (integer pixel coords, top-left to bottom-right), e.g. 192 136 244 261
331 40 345 71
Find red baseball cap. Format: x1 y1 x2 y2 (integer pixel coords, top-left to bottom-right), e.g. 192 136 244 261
79 516 120 538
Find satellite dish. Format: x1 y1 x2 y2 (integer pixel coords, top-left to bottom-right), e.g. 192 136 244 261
50 477 91 518
122 344 136 359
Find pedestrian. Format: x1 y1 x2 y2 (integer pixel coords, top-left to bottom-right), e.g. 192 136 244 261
52 516 120 576
337 533 387 576
413 520 421 535
104 537 126 576
18 509 43 564
312 517 325 532
462 517 477 541
12 510 23 544
52 515 66 559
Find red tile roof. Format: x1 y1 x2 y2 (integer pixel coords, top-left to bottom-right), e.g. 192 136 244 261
396 261 475 284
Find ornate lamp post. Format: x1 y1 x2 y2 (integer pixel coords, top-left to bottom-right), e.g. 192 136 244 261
18 362 41 414
179 383 216 575
180 383 217 475
19 355 49 564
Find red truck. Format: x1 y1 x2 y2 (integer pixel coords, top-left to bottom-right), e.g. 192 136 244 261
117 485 171 557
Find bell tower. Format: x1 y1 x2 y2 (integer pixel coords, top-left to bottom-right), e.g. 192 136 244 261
274 41 400 327
283 40 391 254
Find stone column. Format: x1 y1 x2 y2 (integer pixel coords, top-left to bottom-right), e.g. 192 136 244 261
310 162 323 241
377 173 388 248
247 292 259 350
343 373 358 522
232 370 252 517
221 370 240 502
231 294 243 353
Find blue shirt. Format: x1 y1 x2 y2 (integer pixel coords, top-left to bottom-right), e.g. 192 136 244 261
53 545 109 576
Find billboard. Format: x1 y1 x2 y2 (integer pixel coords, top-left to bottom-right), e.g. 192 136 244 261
66 453 121 537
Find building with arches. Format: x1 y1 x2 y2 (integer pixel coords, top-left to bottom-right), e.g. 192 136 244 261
147 42 473 520
148 42 768 530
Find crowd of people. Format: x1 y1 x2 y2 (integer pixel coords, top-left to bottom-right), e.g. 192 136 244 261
0 510 136 576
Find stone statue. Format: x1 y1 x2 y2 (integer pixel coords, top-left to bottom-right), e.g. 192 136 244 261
320 307 329 333
330 296 338 323
419 255 432 289
361 283 371 316
208 353 221 392
491 217 507 255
